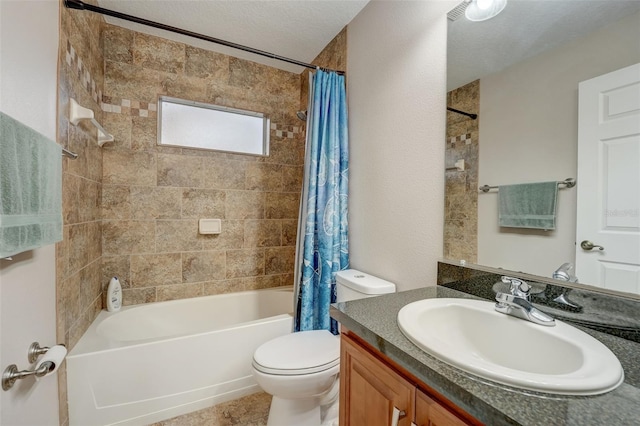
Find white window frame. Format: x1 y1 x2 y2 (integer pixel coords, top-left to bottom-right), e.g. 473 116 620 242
157 96 270 156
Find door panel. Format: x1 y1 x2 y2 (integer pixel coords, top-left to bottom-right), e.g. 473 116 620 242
576 63 640 293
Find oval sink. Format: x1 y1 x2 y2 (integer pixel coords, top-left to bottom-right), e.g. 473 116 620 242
397 298 624 395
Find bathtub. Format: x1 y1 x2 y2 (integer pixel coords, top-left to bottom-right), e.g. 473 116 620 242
67 286 293 426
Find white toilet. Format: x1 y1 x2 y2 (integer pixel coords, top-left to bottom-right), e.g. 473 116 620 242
252 269 396 426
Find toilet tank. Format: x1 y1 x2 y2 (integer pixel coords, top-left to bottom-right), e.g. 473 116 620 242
335 269 396 303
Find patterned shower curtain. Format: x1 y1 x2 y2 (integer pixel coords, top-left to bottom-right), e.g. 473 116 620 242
294 69 349 334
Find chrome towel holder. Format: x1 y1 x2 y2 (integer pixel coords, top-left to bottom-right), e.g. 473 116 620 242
479 178 576 193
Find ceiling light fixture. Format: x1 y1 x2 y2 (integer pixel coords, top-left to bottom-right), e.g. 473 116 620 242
465 0 507 22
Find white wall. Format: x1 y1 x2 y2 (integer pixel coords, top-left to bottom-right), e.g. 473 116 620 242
0 1 60 424
347 1 455 291
478 11 640 277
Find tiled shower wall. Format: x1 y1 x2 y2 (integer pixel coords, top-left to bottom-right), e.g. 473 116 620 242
300 27 347 110
56 1 105 424
99 24 304 304
444 80 479 263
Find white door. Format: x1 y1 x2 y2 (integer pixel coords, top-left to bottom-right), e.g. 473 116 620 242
0 1 61 424
575 63 640 293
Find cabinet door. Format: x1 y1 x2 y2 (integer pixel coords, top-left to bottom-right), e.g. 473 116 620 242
340 334 414 426
415 389 468 426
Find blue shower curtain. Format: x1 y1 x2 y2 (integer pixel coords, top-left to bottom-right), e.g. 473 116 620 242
294 69 349 334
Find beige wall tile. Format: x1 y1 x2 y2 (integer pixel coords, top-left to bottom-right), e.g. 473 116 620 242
181 189 225 219
244 220 282 248
265 137 304 165
102 255 131 288
228 57 268 90
104 60 161 103
282 165 303 193
182 251 226 283
243 274 283 291
102 185 131 220
265 193 299 219
102 24 134 64
131 116 157 152
133 33 185 74
281 273 294 287
62 273 81 335
79 260 102 311
281 220 297 246
201 220 244 250
122 287 157 306
265 247 295 275
103 150 157 186
102 112 132 150
86 221 102 263
78 178 101 223
160 73 208 103
131 253 182 287
157 283 203 302
245 163 282 191
103 220 156 255
226 249 265 278
67 223 88 273
63 173 79 225
225 191 265 219
185 46 230 80
158 153 204 187
203 157 247 190
131 186 181 220
156 220 202 252
202 279 243 296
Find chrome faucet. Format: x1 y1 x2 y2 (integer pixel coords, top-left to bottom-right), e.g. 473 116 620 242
553 262 578 283
495 276 556 327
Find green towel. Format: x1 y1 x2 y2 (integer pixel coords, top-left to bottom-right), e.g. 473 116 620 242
498 181 558 230
0 112 62 257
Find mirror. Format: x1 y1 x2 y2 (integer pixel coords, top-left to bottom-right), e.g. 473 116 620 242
445 1 640 294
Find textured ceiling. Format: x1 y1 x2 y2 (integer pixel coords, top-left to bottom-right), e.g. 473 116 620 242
448 0 640 91
97 0 369 74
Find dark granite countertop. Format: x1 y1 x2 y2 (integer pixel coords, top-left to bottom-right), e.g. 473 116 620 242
330 286 640 426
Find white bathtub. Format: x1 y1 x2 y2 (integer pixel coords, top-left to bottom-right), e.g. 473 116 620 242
67 286 293 426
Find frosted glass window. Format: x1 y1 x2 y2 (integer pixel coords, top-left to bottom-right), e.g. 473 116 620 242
158 96 270 156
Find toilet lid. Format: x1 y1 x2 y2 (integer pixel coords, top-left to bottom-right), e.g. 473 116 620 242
253 330 340 376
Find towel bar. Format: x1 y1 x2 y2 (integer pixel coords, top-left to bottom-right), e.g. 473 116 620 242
479 178 576 193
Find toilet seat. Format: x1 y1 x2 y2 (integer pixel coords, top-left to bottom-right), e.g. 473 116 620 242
253 330 340 376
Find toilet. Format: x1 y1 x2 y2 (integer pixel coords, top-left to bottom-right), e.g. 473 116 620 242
252 269 396 426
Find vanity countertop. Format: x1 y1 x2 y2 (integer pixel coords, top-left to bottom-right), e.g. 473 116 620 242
330 286 640 426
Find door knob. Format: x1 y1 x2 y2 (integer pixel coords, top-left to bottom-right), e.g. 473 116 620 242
580 240 604 251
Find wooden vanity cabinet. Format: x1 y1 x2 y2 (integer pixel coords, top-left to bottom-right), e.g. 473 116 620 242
340 331 479 426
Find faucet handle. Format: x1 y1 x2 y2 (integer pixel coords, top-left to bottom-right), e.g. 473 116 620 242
501 276 530 297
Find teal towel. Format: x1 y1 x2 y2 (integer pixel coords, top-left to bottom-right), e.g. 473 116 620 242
0 112 62 257
498 181 558 230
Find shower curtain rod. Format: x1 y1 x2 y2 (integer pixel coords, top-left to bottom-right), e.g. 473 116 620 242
64 0 345 75
447 107 477 120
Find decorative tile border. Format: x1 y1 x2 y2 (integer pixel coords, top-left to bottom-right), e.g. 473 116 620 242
66 40 303 139
270 123 301 139
449 133 472 145
65 40 102 105
101 97 157 118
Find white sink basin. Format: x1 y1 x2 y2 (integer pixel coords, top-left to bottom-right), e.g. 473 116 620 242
397 298 624 395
